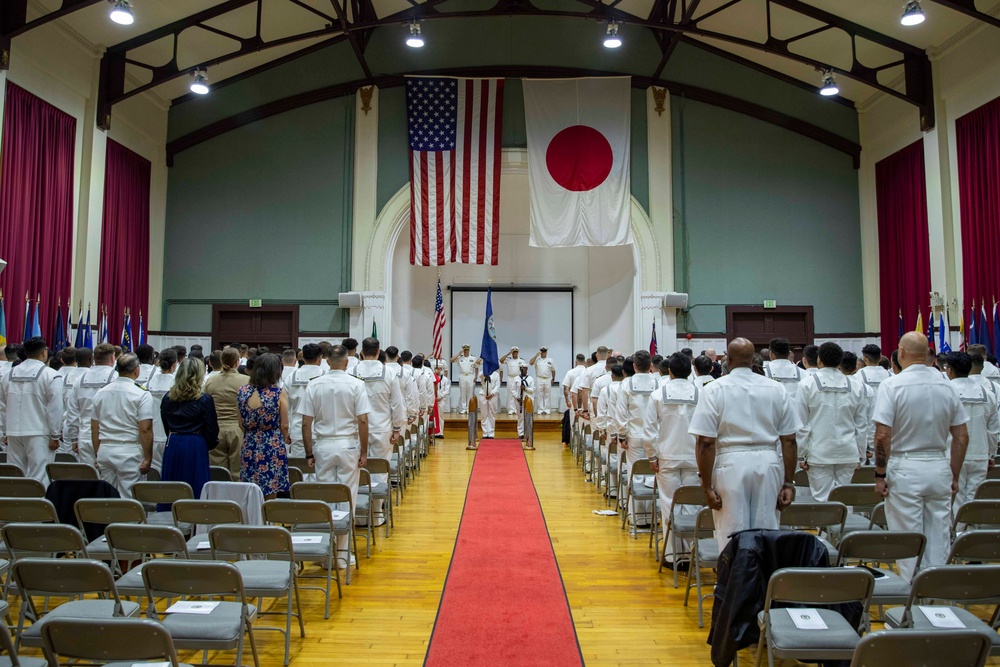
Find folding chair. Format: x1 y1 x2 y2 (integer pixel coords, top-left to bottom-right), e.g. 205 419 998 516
622 459 657 541
836 530 925 625
209 526 304 666
105 523 191 599
683 507 718 628
41 617 185 667
288 466 304 486
1 523 88 599
755 567 874 667
0 465 24 479
44 463 98 482
793 468 813 503
363 458 393 537
0 479 45 499
0 600 46 667
829 484 880 540
849 629 992 667
290 482 359 584
952 500 1000 538
263 499 341 618
210 466 234 482
604 439 619 507
389 442 404 505
975 479 1000 500
884 564 1000 654
356 469 376 552
131 481 194 534
868 502 887 530
172 499 244 558
851 466 877 484
52 454 76 463
779 502 848 562
989 467 1000 481
73 497 146 562
0 499 57 526
661 485 708 585
947 529 1000 564
594 432 607 489
12 558 139 650
141 560 260 667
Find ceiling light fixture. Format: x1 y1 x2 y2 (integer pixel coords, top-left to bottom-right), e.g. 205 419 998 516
190 69 210 95
819 69 839 97
900 0 926 26
109 0 134 26
406 22 424 48
603 21 622 49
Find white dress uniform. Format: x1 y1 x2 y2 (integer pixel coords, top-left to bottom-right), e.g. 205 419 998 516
857 365 891 460
281 365 297 386
642 378 700 549
298 369 371 559
872 365 969 582
575 361 609 413
63 365 118 467
436 374 450 434
533 356 557 414
615 372 660 524
145 370 176 472
795 368 868 502
387 363 418 422
55 366 86 455
455 354 478 414
478 371 500 438
503 355 523 414
764 358 804 400
596 379 622 483
0 359 63 484
951 376 999 511
688 367 801 551
353 359 404 514
282 364 324 458
590 373 613 426
509 371 535 438
692 374 715 390
561 365 586 429
346 356 360 375
139 364 157 388
92 377 153 498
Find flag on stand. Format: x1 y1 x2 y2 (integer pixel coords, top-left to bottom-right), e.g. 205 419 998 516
99 307 108 345
406 76 505 266
53 300 66 352
959 308 966 351
432 278 446 361
969 301 977 346
939 311 951 354
926 310 934 351
523 77 633 248
120 309 133 353
0 290 6 347
74 303 84 348
915 310 923 339
649 321 657 356
479 287 499 378
83 305 93 349
898 310 904 343
980 302 991 355
31 295 41 339
66 303 75 350
371 319 377 339
138 311 146 347
22 293 32 343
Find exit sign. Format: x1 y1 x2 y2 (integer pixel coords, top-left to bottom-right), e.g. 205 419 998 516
249 299 262 308
763 300 777 309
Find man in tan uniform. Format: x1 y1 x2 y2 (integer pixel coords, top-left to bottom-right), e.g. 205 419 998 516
204 346 249 476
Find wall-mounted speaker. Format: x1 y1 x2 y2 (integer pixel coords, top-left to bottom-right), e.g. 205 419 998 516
663 292 688 308
338 292 363 308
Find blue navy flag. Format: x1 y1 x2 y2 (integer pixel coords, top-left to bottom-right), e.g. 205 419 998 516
74 303 85 348
83 305 93 349
939 312 951 354
480 288 499 378
980 303 991 355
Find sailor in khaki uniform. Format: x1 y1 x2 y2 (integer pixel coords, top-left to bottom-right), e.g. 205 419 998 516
946 352 999 512
91 354 154 498
282 343 324 459
451 345 479 414
0 337 63 484
529 348 557 414
63 343 118 467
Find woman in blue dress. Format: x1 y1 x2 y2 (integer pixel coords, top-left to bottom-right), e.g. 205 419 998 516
237 353 291 498
160 357 219 499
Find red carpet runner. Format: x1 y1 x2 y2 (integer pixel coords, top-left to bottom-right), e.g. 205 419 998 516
424 440 584 667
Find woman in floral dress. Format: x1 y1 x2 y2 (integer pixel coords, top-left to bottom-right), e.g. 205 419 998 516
237 353 290 498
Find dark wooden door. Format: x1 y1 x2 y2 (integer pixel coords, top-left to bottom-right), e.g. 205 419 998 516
212 305 299 352
726 306 814 354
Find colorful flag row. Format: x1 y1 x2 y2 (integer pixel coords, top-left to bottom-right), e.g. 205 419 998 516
0 294 145 350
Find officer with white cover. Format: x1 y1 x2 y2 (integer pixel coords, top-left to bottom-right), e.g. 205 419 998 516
795 342 868 502
300 344 371 568
765 338 803 400
283 343 324 458
509 362 534 439
63 343 118 466
352 337 404 522
0 337 63 484
529 348 557 414
689 338 801 551
615 350 660 526
642 353 700 557
145 348 177 473
478 367 501 439
873 332 969 582
499 347 524 414
91 354 153 498
945 351 998 510
451 345 479 414
858 344 891 461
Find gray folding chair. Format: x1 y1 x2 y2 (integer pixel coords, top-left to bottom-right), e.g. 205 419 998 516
0 465 24 479
989 467 1000 481
851 466 877 484
604 440 619 506
73 497 146 562
660 485 707 585
0 479 45 499
0 600 45 667
44 462 98 482
779 502 848 562
263 499 341 618
683 507 718 629
868 502 887 530
793 468 813 503
0 499 57 526
356 469 376 552
1 523 88 599
755 567 874 667
948 529 1000 564
105 524 192 599
363 458 393 537
141 560 260 667
12 558 139 650
172 499 244 558
41 617 185 667
210 466 234 482
975 479 1000 500
836 530 925 625
131 481 194 533
828 484 880 539
884 565 1000 654
52 454 76 463
389 441 405 504
952 500 1000 538
209 526 304 666
849 629 992 667
287 466 304 486
622 459 657 543
291 482 360 583
287 458 315 476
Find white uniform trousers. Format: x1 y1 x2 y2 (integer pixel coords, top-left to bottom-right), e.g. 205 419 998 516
807 463 855 503
7 435 55 485
623 440 652 525
536 380 552 414
479 395 498 437
506 385 518 415
885 456 952 582
656 463 701 560
55 438 75 457
712 447 782 552
76 435 97 468
436 397 447 435
96 442 144 499
458 375 475 413
367 430 392 515
151 438 167 474
955 459 989 519
516 402 526 438
313 436 361 558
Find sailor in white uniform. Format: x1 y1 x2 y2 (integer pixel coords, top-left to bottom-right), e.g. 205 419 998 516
765 337 804 400
64 343 118 467
857 344 892 462
509 362 535 439
451 345 479 414
280 349 299 386
499 347 524 414
145 348 177 473
91 354 153 498
529 348 557 414
478 367 501 439
0 337 63 483
283 343 324 459
615 350 660 526
946 351 999 511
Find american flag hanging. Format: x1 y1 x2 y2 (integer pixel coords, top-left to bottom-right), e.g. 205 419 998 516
407 76 504 266
432 278 446 360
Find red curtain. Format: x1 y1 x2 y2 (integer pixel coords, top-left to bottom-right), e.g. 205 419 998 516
0 82 76 344
98 139 150 345
876 138 931 354
957 95 1000 310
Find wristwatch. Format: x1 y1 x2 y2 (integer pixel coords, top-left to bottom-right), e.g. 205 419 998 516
874 472 887 479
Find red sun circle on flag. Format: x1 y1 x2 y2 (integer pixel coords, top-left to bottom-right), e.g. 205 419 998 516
545 125 614 192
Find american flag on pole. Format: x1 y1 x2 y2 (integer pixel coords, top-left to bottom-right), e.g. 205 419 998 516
406 76 504 266
432 278 446 360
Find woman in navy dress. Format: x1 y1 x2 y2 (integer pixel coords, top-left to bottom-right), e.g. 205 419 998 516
160 358 219 499
237 353 290 499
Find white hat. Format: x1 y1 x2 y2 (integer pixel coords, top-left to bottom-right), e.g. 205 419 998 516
462 344 470 349
511 346 519 351
519 361 528 368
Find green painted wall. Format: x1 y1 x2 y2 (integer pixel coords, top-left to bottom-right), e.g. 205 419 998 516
671 97 863 334
164 97 355 332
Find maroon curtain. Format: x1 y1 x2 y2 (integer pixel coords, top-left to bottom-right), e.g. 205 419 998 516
957 95 1000 310
876 138 931 354
0 82 76 344
98 139 150 345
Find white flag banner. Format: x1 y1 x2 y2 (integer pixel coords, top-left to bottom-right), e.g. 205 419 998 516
523 77 633 248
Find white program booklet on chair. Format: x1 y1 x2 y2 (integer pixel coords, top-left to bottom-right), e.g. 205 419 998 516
165 601 220 615
787 609 828 630
918 606 966 628
291 535 323 544
330 510 349 521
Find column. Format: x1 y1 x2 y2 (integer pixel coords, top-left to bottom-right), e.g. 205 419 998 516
349 291 386 342
351 85 379 291
646 86 674 291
